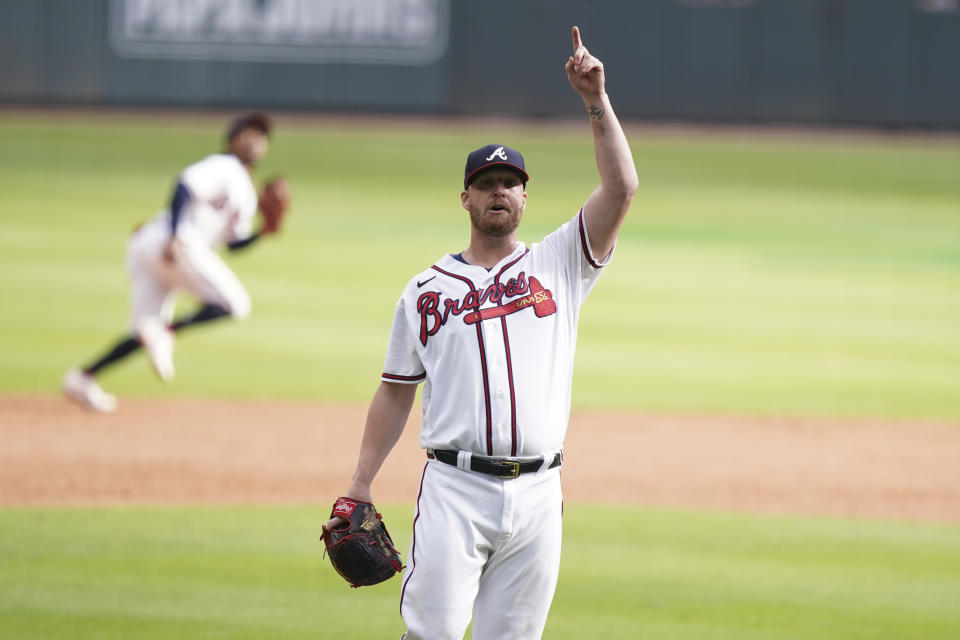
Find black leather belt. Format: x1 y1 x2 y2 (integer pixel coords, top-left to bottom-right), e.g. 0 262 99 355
429 449 562 479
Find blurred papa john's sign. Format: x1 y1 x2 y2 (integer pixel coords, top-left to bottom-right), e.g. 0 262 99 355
109 0 450 65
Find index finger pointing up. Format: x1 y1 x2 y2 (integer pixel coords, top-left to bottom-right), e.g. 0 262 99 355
571 25 582 52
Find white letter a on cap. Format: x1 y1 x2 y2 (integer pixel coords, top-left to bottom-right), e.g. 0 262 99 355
486 147 508 161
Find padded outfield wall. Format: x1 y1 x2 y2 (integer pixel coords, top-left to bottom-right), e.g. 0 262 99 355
1 0 958 128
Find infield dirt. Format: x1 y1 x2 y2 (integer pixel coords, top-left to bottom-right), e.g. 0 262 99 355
2 394 958 522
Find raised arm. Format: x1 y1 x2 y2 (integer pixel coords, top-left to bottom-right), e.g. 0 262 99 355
565 25 639 262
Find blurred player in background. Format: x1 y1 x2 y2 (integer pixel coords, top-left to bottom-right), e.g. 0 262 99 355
62 112 288 412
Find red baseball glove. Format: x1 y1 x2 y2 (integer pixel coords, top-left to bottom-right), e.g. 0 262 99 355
321 497 404 588
258 176 290 234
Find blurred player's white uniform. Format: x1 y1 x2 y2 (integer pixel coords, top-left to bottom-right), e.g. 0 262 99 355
128 152 258 330
62 112 273 412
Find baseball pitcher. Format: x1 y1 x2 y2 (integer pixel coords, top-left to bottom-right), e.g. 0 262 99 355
326 26 637 639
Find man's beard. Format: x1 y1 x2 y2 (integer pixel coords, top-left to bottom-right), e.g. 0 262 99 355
469 206 522 238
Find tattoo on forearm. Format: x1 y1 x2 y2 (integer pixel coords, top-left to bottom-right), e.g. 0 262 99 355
587 104 605 121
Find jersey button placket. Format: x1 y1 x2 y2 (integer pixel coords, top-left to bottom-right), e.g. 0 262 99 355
483 317 510 455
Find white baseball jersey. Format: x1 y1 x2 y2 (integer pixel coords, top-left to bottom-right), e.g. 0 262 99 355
125 153 258 327
170 153 259 248
382 209 610 458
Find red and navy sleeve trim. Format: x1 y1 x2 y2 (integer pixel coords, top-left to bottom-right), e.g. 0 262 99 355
382 371 426 383
577 208 604 270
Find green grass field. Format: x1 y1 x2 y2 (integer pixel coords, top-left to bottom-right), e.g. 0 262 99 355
2 112 959 638
1 506 958 639
1 112 958 418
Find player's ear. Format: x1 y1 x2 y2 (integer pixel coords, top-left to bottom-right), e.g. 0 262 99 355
460 189 470 210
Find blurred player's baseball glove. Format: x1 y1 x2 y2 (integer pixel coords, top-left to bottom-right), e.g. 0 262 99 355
258 176 290 234
321 497 404 588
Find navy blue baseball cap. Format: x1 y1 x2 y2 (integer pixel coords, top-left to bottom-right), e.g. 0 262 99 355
464 144 529 189
227 111 272 141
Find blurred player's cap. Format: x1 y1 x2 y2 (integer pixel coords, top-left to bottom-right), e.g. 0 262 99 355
464 144 529 189
227 111 272 141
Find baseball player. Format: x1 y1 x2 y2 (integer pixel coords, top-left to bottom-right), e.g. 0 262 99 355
329 27 638 639
62 112 286 412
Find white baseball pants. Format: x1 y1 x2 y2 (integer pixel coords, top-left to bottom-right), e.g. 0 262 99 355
400 458 563 640
125 223 251 329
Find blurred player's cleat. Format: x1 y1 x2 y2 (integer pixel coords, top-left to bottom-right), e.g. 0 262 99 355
136 317 175 381
62 368 118 413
